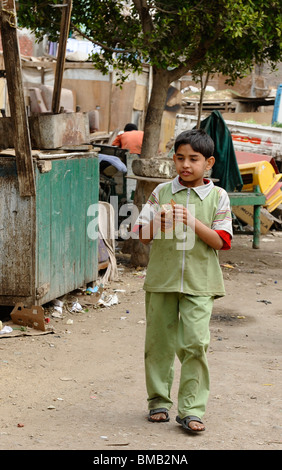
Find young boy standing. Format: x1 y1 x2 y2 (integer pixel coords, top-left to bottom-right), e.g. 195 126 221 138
133 129 232 433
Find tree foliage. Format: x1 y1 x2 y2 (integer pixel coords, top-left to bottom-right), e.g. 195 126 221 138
17 0 282 81
16 0 282 157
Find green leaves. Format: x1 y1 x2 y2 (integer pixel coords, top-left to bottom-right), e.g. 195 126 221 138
16 0 282 84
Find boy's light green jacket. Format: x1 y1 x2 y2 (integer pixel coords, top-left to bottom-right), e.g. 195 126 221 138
140 178 232 298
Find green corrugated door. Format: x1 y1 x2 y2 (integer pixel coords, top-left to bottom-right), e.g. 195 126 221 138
36 154 99 303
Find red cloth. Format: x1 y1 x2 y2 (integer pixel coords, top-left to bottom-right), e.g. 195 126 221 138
216 230 231 250
112 130 144 154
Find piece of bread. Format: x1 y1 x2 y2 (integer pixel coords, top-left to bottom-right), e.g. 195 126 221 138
160 200 176 232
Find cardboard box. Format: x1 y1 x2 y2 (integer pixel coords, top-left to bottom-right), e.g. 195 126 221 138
232 205 274 233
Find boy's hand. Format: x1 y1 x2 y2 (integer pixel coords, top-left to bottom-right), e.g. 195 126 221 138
173 204 194 227
173 204 224 250
155 209 174 232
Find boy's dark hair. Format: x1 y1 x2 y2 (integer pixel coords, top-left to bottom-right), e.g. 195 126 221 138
124 123 138 132
174 129 214 159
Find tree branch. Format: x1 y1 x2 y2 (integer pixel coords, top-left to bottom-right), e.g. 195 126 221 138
132 0 154 35
70 22 132 54
167 18 225 83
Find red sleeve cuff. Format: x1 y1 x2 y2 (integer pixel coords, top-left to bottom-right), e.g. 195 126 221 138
215 230 232 250
132 224 142 234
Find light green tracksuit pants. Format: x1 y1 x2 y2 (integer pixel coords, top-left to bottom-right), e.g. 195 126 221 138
145 291 214 419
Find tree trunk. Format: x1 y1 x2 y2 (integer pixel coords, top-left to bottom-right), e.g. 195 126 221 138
128 68 171 266
128 179 158 267
140 68 170 159
196 72 210 128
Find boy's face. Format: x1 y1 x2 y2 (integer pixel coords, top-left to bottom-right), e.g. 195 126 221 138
173 144 215 187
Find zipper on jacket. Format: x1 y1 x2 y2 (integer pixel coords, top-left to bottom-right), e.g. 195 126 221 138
180 188 190 293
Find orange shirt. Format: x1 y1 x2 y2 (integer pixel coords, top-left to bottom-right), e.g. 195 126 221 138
112 130 144 154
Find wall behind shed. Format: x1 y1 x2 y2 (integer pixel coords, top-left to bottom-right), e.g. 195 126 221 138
62 77 110 130
62 66 148 133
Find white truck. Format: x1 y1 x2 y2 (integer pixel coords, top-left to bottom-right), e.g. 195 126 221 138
175 113 282 171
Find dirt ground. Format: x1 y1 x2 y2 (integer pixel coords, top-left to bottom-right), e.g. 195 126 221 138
0 233 281 453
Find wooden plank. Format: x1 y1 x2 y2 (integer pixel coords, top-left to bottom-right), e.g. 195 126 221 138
126 175 173 183
0 0 35 196
21 60 94 71
228 192 266 206
133 84 147 111
0 157 35 299
52 0 72 113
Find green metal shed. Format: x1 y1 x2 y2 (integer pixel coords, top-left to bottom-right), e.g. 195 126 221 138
0 150 99 306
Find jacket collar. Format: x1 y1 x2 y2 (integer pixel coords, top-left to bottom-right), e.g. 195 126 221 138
171 176 214 200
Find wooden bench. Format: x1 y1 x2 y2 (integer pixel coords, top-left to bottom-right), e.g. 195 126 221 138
228 191 266 248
